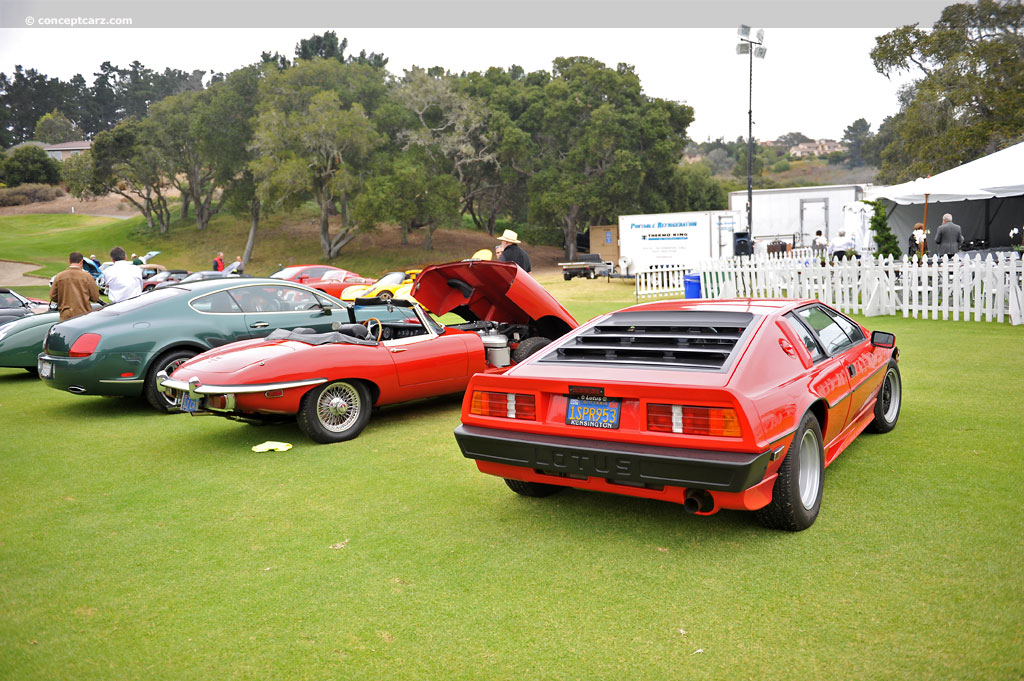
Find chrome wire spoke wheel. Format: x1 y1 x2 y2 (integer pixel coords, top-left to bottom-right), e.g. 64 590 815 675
797 428 822 510
316 382 362 432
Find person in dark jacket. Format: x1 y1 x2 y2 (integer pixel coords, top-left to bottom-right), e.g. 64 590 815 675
933 213 964 257
495 229 531 273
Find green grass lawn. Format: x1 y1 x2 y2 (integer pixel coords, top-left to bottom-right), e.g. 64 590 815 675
1 272 1022 680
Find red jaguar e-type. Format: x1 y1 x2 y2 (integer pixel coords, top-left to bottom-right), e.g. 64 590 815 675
157 261 577 443
454 298 902 531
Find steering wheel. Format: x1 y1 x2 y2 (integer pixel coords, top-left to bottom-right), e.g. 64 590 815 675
362 317 383 342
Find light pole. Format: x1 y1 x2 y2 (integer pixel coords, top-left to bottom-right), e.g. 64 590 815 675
736 26 766 254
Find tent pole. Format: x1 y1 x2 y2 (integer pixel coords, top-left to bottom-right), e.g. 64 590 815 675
985 199 991 246
921 194 929 256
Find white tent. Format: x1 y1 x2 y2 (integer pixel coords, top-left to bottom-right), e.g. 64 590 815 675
863 141 1024 251
864 141 1024 204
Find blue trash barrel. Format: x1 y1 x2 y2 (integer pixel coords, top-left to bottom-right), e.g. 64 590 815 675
684 273 702 299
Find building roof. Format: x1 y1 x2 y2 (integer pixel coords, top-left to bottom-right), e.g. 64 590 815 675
42 140 92 151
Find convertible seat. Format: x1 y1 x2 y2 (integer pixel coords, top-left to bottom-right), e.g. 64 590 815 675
265 325 377 346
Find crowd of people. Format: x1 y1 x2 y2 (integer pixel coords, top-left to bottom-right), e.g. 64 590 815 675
49 247 247 322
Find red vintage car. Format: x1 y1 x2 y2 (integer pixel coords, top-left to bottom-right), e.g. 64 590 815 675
454 299 902 531
157 261 577 443
270 264 372 291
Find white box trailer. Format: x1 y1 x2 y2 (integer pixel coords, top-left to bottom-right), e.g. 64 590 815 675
617 211 742 275
728 184 866 247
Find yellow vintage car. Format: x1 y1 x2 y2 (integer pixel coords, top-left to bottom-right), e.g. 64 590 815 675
339 269 422 302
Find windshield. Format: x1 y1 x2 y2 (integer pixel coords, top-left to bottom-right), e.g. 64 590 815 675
270 266 303 280
180 272 217 283
375 272 406 287
0 291 26 308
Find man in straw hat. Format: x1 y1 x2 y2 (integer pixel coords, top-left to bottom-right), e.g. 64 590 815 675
495 229 531 272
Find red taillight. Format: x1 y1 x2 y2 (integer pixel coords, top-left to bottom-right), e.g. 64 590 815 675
647 404 742 437
470 391 536 420
69 333 101 358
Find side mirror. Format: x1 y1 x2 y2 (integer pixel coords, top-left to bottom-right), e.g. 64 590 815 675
871 331 895 348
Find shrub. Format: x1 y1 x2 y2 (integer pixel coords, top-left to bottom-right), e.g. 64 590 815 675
0 183 62 207
4 145 61 186
771 160 791 172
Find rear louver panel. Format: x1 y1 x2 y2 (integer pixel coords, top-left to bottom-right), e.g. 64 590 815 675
544 310 754 370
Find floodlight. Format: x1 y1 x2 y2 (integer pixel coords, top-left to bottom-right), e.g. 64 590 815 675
736 24 767 239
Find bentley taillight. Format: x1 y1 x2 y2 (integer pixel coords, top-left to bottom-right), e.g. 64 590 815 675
69 333 102 358
470 391 536 420
647 404 741 437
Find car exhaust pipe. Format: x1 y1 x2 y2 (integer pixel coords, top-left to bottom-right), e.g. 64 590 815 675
68 386 87 394
683 489 714 514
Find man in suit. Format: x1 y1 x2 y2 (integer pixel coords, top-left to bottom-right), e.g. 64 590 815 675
933 213 964 257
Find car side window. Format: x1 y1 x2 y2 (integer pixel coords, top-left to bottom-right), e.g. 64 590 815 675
824 308 865 344
191 291 242 314
783 314 825 362
795 305 855 355
233 285 323 313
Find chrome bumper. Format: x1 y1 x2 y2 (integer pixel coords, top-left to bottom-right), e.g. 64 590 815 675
155 371 326 412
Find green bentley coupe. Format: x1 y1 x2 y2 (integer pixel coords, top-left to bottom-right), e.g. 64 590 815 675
37 278 348 411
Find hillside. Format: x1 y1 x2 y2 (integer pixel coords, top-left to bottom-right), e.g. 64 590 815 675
712 158 879 191
0 195 568 282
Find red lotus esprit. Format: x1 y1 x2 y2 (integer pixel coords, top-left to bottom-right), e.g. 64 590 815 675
454 298 902 531
156 261 577 443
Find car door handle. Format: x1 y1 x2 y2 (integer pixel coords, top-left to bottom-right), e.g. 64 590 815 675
390 348 406 353
847 365 856 377
250 322 269 328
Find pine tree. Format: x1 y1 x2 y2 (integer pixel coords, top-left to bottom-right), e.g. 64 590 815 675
867 200 901 257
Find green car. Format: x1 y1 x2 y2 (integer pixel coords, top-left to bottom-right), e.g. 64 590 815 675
38 278 348 411
0 304 103 374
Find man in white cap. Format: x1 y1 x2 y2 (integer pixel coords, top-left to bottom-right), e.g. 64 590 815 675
495 229 531 272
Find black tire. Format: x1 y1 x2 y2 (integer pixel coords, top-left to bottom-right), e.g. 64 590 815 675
296 380 373 444
587 269 596 279
144 348 198 412
512 336 551 364
563 271 572 281
756 411 824 531
868 361 902 434
377 291 393 303
504 478 563 497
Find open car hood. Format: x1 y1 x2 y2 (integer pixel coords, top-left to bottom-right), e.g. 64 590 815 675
412 260 577 331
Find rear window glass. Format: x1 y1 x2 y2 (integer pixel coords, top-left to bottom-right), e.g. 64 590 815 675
104 288 184 313
784 314 825 362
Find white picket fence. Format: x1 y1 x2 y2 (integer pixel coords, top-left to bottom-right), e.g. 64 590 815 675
635 251 1024 325
634 249 816 300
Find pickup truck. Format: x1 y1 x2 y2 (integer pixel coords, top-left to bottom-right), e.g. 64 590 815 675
559 253 615 280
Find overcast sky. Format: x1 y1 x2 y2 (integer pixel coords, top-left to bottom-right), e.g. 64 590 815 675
1 5 929 143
